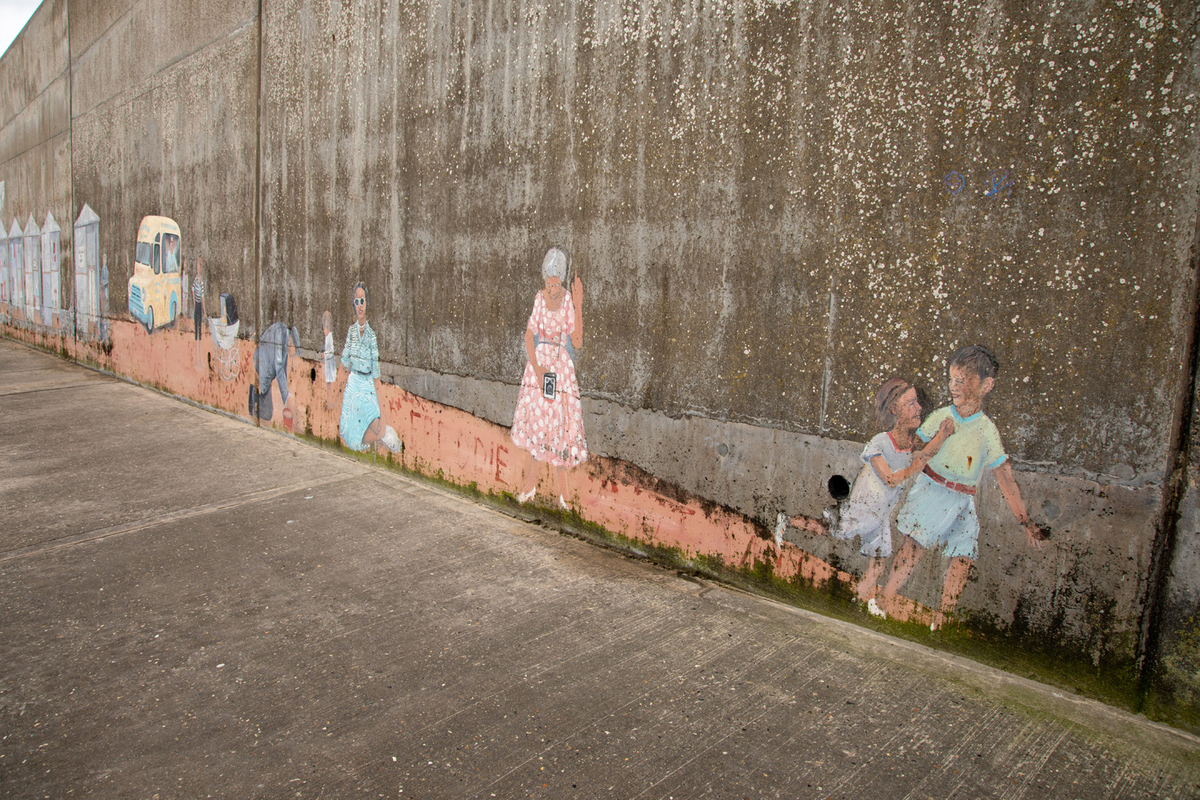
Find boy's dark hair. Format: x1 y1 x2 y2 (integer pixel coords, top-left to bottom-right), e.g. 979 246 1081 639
949 345 1000 380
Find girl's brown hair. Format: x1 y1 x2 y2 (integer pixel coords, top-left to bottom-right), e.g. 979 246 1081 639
875 377 911 430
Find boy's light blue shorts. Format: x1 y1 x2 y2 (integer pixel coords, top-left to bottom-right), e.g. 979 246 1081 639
896 473 979 560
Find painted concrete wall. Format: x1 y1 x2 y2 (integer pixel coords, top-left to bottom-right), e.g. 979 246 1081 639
2 0 1199 729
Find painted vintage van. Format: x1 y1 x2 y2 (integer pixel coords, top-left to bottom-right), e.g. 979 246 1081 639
127 215 182 332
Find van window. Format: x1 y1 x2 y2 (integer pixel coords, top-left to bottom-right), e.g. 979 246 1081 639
161 234 180 273
136 241 152 265
152 242 160 275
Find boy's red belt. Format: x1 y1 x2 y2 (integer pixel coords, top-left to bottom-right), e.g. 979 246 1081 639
923 465 977 495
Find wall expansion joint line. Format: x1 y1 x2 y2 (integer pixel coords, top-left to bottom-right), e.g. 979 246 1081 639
1134 182 1200 708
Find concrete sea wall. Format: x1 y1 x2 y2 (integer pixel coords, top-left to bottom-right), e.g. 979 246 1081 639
1 0 1198 730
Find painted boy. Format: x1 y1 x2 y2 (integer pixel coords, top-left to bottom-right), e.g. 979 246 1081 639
881 345 1047 629
777 377 954 610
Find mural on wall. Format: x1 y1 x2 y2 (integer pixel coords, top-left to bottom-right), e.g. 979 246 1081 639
249 322 301 432
191 256 207 370
321 309 335 409
0 223 8 317
337 282 402 453
510 246 587 510
100 256 109 340
127 215 182 333
73 204 104 340
9 220 23 320
208 290 241 381
24 215 40 323
0 209 69 332
0 183 4 316
40 213 60 328
880 346 1049 629
781 345 1050 630
776 378 955 614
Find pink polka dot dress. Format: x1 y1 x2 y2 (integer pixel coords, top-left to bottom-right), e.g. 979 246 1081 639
510 290 588 468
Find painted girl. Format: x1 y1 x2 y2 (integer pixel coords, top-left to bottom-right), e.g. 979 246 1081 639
339 282 402 454
322 309 335 409
778 378 953 611
511 246 587 509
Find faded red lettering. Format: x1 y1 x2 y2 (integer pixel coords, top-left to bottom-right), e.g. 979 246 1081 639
495 444 508 485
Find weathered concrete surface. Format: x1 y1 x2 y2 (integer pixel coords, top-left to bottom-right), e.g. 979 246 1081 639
0 0 67 137
3 337 1200 798
2 0 1200 730
260 0 1200 483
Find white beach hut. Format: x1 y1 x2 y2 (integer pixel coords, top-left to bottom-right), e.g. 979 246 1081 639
23 215 39 322
0 222 8 312
8 220 23 316
41 212 60 327
74 204 100 337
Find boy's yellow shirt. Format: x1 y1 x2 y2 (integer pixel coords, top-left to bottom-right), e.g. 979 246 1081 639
917 405 1007 486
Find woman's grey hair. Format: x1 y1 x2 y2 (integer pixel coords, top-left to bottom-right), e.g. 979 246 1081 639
541 246 568 281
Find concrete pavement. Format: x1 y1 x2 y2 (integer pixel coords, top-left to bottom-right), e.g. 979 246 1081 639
1 336 1198 799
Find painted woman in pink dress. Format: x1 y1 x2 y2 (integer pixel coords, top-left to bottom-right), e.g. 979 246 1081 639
511 246 587 509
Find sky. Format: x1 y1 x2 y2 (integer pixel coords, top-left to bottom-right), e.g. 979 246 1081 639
0 0 42 59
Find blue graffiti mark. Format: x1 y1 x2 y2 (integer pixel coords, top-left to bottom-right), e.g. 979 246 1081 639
985 168 1014 198
944 171 966 195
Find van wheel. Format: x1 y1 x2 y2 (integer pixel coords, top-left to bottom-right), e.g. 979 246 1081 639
145 306 154 333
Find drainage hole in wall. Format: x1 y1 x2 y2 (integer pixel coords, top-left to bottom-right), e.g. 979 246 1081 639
827 475 850 502
310 367 317 382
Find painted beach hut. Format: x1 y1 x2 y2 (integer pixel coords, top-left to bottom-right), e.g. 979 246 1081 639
74 204 100 337
9 220 23 317
0 222 7 311
41 213 60 327
23 215 39 322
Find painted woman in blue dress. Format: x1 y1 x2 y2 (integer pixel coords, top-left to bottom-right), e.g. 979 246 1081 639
339 282 402 454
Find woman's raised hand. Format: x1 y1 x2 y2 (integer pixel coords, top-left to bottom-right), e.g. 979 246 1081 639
572 273 583 302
